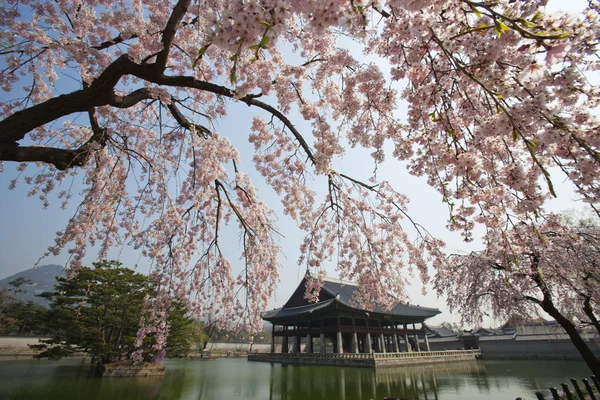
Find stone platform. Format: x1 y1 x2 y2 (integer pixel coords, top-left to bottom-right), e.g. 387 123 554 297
248 349 480 368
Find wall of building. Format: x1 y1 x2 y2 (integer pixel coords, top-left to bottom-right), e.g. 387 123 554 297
427 339 465 351
478 337 600 360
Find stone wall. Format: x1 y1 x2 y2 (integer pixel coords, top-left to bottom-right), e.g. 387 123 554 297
0 346 39 360
248 353 376 367
248 350 480 368
0 337 45 360
478 337 600 360
373 352 479 367
428 339 465 351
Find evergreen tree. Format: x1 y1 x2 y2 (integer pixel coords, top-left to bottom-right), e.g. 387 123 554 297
32 260 155 365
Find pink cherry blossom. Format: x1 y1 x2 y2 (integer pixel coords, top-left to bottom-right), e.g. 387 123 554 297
0 0 599 361
546 42 571 65
435 215 600 374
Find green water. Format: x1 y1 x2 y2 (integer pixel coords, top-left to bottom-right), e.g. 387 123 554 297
0 358 591 400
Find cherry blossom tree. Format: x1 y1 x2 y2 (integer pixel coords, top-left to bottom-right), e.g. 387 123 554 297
435 215 600 375
1 0 599 354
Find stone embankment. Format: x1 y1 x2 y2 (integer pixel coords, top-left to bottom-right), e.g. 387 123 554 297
0 337 47 360
99 360 166 377
191 343 271 358
0 337 272 361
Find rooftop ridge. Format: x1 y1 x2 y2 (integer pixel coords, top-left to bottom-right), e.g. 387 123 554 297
322 276 357 286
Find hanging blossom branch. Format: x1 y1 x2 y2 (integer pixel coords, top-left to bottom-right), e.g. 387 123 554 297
1 0 600 347
434 215 600 374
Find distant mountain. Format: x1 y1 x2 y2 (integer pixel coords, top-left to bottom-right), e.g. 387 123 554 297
0 264 63 306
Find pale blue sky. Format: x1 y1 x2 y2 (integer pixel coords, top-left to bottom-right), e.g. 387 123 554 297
0 0 590 327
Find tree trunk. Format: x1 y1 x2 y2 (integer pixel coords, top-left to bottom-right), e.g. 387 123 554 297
542 300 600 376
583 297 600 336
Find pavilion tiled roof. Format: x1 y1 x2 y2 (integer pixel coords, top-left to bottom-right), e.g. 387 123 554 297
261 277 440 322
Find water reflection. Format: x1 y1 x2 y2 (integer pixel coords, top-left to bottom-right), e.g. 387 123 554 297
0 358 591 400
267 361 486 400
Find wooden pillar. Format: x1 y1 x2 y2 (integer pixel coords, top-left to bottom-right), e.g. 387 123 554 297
282 335 288 353
366 332 373 353
404 324 411 352
320 333 326 353
424 333 431 352
292 336 300 353
336 331 343 354
306 335 313 353
413 323 420 352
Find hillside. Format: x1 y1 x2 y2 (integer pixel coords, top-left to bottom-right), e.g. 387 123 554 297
0 264 63 306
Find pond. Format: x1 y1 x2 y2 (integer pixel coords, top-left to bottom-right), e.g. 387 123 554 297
0 357 590 400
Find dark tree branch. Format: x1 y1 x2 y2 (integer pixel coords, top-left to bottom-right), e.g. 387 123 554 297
155 0 192 73
109 88 154 108
0 55 136 146
583 296 600 336
93 33 139 51
0 145 87 170
166 101 212 138
0 35 316 169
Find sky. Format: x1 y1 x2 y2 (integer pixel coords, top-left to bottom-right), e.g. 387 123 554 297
0 0 592 328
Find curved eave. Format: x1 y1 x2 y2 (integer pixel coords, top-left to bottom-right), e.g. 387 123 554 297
320 284 441 320
261 299 337 323
335 301 440 322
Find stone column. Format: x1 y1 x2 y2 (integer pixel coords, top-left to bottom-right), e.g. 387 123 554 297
413 323 420 352
306 335 313 353
379 333 386 353
282 336 288 353
392 333 399 353
351 332 358 354
365 333 373 353
424 334 431 352
404 324 411 352
292 336 300 353
320 333 326 353
336 331 343 354
271 325 276 353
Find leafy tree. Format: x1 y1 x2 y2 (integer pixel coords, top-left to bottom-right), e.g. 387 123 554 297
2 0 600 346
32 260 155 365
7 277 33 295
194 326 211 352
4 300 47 335
435 216 600 375
439 322 461 334
0 278 47 335
0 289 18 335
163 301 202 358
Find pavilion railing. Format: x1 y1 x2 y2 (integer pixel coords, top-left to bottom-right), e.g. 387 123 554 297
253 349 480 360
373 349 480 359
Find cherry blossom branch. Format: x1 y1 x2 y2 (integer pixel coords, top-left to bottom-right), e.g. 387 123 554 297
430 29 557 197
93 33 139 51
165 101 212 138
0 54 315 168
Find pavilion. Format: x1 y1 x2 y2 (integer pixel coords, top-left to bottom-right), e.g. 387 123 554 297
249 276 480 367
